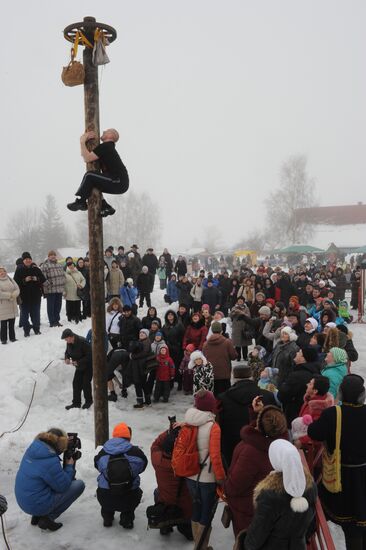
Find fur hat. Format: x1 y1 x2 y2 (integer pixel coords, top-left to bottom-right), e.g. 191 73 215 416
188 350 207 370
126 278 134 285
211 321 222 334
194 389 217 412
37 428 68 454
257 406 287 438
330 347 348 364
280 326 298 342
258 306 271 317
112 422 131 439
232 364 252 379
302 346 319 363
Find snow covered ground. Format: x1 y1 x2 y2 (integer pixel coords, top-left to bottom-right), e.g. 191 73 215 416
0 285 364 549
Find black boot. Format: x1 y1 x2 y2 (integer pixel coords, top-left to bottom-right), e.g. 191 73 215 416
31 516 40 526
101 200 116 217
65 403 81 410
82 401 93 409
119 511 134 529
108 391 117 402
67 198 88 212
38 516 63 531
121 388 128 398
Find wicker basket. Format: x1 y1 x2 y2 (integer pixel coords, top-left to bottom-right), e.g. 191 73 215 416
61 60 85 87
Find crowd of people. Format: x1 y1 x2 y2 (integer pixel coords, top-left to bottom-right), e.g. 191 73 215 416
1 245 366 550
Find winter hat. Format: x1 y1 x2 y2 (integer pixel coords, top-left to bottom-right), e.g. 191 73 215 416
142 266 149 273
232 364 252 379
126 278 133 285
339 374 365 404
61 328 74 339
188 350 207 370
257 406 287 438
281 326 297 341
265 298 275 308
291 414 313 440
155 331 163 338
258 306 271 317
302 346 319 363
112 422 131 440
201 304 210 311
325 322 337 329
305 318 318 332
337 324 349 335
185 343 196 353
268 439 308 513
139 328 150 338
211 321 222 334
158 344 169 355
128 252 135 259
330 347 348 364
254 345 267 360
194 389 217 413
318 280 326 288
256 292 266 300
22 251 32 260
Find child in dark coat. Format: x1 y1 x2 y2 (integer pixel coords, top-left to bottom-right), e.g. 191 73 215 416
154 345 175 403
179 344 196 395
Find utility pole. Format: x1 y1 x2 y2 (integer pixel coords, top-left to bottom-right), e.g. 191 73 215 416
63 17 117 446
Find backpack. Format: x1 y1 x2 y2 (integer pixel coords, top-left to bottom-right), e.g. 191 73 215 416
107 454 133 495
172 425 208 477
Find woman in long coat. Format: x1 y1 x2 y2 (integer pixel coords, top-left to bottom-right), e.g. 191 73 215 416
0 266 20 344
230 298 253 360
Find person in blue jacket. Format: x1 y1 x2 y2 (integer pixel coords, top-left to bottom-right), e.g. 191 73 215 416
120 278 138 314
15 428 85 531
94 422 148 528
166 273 179 304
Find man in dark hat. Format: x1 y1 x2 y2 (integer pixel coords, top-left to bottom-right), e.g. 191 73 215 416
13 253 46 337
61 329 93 410
67 129 129 217
142 248 159 292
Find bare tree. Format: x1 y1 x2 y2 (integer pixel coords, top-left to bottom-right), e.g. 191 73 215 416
6 208 42 260
235 230 266 252
264 155 316 247
203 225 222 253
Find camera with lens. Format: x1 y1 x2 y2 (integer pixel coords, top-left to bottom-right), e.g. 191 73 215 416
63 432 82 467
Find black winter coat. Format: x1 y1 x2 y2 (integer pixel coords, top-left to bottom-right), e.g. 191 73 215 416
272 341 299 386
142 254 159 275
136 272 153 293
64 335 92 371
245 471 317 550
277 362 321 425
126 339 152 385
201 287 222 315
174 260 187 277
176 281 193 306
14 264 46 304
218 380 275 467
162 315 185 365
118 315 142 350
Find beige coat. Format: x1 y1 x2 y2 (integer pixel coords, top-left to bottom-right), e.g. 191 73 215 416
0 275 20 320
107 267 125 296
64 268 86 301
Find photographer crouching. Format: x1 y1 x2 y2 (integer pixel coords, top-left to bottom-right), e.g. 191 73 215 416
15 428 85 531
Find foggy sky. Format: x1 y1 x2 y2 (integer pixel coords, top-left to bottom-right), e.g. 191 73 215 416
1 0 365 252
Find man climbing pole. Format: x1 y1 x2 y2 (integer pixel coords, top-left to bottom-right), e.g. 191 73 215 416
67 128 129 217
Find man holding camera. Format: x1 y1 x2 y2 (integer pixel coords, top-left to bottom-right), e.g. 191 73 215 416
15 428 85 531
62 328 93 410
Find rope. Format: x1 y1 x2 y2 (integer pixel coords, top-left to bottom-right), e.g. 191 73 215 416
0 361 54 440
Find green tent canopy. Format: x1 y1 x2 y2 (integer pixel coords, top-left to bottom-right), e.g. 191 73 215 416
278 245 325 254
354 246 366 254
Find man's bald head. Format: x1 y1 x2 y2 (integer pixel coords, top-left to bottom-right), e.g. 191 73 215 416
101 128 119 142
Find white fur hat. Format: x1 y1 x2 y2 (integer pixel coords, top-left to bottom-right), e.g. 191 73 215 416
188 350 207 370
281 326 298 342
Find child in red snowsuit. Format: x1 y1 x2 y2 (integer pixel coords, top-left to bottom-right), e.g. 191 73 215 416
153 345 175 403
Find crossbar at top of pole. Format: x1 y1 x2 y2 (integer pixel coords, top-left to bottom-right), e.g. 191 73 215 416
63 16 117 446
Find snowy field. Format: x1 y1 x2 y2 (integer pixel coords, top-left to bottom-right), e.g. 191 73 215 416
0 285 364 549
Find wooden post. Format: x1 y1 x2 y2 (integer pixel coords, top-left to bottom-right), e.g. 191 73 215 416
82 16 109 446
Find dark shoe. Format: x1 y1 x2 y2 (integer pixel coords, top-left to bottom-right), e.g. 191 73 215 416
55 322 63 327
65 403 81 410
34 330 41 335
160 526 174 535
31 516 40 526
144 396 152 406
38 516 63 531
121 388 128 398
10 338 18 342
108 391 117 402
101 204 116 217
67 198 88 212
119 512 134 529
82 401 93 409
133 403 144 409
1 341 6 345
24 332 30 337
103 517 114 527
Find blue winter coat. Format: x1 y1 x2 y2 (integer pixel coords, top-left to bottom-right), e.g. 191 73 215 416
15 438 74 515
321 362 348 397
95 438 147 490
167 280 179 303
120 285 138 307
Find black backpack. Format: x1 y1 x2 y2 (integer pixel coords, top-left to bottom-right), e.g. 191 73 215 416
107 454 133 495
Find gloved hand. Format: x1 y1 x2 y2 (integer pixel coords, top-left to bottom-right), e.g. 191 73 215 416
0 494 8 515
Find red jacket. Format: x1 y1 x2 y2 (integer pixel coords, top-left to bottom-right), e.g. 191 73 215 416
298 392 334 445
156 352 175 382
224 424 287 536
151 431 192 519
183 322 208 351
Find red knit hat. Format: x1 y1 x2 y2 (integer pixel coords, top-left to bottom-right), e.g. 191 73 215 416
112 422 131 439
185 344 196 353
266 298 275 308
194 389 217 413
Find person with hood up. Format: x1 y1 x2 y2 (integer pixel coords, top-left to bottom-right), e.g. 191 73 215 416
174 256 187 278
15 428 85 531
296 317 319 350
277 347 321 426
142 306 161 331
188 350 214 395
94 422 148 528
321 347 348 398
127 328 153 409
166 273 179 304
244 439 317 550
183 312 208 351
183 390 226 549
106 259 125 300
272 326 299 387
0 266 20 344
224 402 288 538
230 297 253 360
308 375 366 550
218 365 276 466
202 321 237 396
120 278 138 313
153 344 175 403
136 266 153 308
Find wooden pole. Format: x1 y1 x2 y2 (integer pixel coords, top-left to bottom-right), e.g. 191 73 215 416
82 16 109 446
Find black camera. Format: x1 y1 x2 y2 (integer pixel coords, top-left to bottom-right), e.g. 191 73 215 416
63 432 82 466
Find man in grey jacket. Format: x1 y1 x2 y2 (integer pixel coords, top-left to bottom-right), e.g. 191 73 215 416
41 251 66 327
